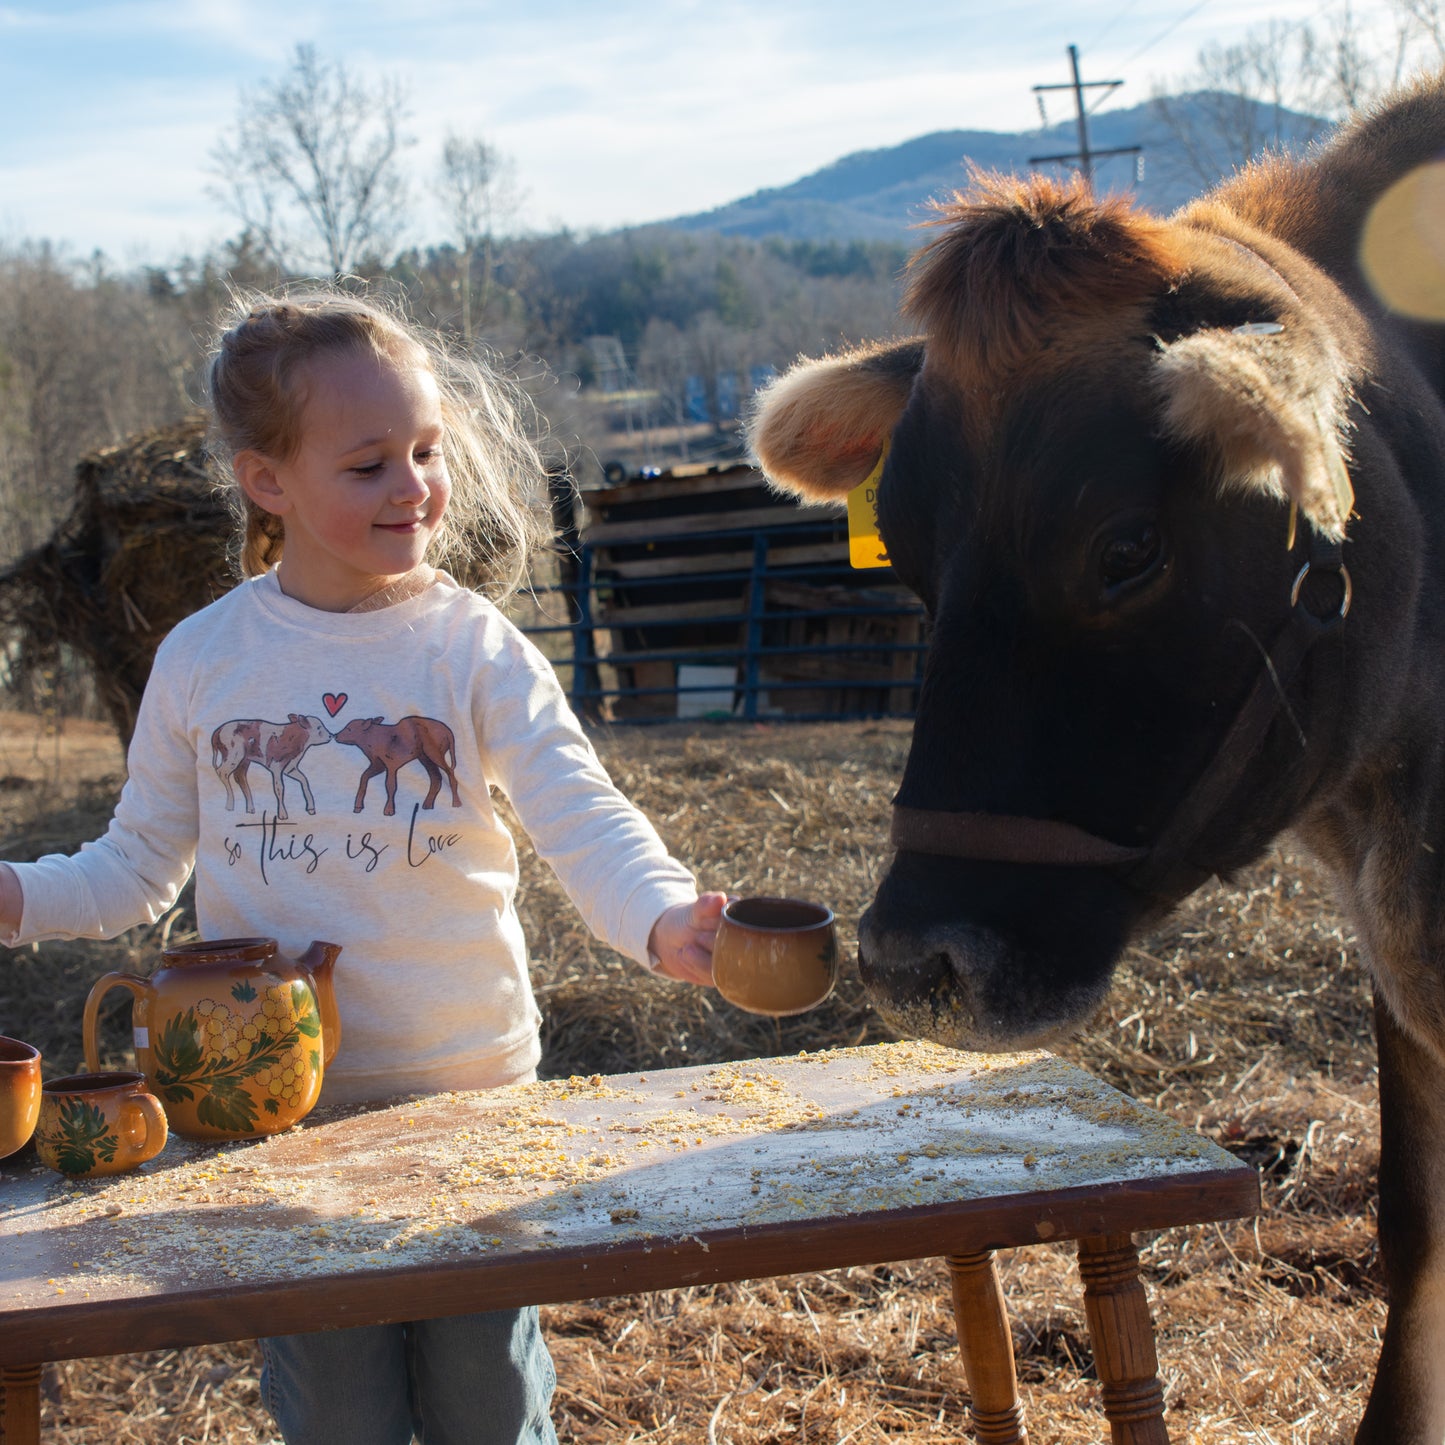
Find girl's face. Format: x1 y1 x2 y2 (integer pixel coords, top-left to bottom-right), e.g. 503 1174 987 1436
237 347 451 612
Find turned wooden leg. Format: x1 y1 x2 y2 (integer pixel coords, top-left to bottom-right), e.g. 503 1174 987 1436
947 1250 1028 1444
1077 1234 1169 1445
0 1365 42 1445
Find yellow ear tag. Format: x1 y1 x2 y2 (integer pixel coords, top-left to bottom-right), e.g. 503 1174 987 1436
846 444 891 569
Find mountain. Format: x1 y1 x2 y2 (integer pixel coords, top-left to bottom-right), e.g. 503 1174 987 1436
662 93 1330 243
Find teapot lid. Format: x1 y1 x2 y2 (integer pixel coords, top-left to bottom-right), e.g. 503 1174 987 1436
162 937 277 965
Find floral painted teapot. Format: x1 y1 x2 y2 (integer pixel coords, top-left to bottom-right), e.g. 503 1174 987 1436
83 938 341 1140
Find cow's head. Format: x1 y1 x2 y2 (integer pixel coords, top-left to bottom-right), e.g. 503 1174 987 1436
290 713 332 745
333 718 381 746
750 173 1408 1050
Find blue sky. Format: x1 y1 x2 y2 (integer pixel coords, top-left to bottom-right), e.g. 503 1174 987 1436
0 0 1418 267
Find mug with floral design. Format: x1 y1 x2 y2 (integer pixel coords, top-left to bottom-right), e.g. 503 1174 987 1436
35 1071 168 1177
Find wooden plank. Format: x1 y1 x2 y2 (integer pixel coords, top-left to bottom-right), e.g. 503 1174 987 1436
585 465 761 509
606 659 676 720
766 579 918 609
591 541 850 580
596 597 743 627
581 502 840 547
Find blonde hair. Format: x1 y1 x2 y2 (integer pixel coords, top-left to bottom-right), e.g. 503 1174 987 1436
206 285 553 598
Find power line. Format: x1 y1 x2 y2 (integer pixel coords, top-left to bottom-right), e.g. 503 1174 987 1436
1117 0 1213 71
1085 0 1149 54
1030 45 1142 188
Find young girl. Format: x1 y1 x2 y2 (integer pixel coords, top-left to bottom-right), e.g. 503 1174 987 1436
0 287 726 1445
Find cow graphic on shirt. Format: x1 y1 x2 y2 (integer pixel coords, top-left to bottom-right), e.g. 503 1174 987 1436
332 715 461 816
210 715 332 822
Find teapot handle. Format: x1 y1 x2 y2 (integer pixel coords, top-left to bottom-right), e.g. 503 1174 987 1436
303 971 342 1067
82 973 150 1073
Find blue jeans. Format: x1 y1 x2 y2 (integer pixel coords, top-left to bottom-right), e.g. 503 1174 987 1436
259 1307 557 1445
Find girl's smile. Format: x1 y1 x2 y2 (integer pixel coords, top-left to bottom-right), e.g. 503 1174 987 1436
234 347 451 612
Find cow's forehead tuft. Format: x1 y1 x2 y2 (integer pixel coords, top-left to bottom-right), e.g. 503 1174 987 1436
905 171 1185 392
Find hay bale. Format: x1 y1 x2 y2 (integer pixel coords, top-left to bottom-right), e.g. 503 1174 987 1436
0 415 234 744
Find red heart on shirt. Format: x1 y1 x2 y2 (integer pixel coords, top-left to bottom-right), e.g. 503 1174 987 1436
323 693 348 717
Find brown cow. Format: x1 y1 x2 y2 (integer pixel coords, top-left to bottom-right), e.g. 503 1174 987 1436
332 715 461 817
210 714 331 822
750 73 1445 1444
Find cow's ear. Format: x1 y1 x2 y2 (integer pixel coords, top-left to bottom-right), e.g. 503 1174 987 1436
748 339 924 500
1153 327 1354 539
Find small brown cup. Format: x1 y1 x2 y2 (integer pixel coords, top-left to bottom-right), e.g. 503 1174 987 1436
35 1071 168 1178
0 1036 42 1160
712 897 839 1016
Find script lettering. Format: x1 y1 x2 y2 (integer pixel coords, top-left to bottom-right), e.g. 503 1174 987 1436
407 803 463 868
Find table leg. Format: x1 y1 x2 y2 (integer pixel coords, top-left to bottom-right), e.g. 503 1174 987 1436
0 1365 42 1445
946 1250 1029 1444
1076 1234 1170 1445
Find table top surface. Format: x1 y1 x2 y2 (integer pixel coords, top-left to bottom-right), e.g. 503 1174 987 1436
0 1040 1257 1364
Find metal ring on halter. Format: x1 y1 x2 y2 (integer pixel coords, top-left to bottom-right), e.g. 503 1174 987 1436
1290 561 1353 617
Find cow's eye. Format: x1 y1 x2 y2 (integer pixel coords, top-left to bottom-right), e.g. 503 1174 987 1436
1099 522 1164 593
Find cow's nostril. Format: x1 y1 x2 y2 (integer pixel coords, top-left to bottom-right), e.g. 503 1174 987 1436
858 937 954 1004
925 952 955 994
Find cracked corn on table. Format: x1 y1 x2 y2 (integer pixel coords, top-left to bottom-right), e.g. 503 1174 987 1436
0 1040 1257 1444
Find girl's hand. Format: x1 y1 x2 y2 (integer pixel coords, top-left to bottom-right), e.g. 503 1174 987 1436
647 892 727 987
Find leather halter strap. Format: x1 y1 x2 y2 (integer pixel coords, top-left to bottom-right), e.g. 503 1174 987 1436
889 531 1351 892
890 809 1147 867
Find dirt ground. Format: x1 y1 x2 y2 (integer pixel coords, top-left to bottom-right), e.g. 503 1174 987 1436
0 709 1384 1444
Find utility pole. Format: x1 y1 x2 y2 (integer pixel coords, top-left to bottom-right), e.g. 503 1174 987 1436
1030 44 1141 189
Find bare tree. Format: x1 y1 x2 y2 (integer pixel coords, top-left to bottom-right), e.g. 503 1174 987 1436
0 246 195 560
1150 2 1445 192
1389 0 1445 65
436 133 521 347
1149 20 1335 190
211 44 412 278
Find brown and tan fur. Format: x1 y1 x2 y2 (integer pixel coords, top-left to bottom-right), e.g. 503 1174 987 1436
749 73 1445 1442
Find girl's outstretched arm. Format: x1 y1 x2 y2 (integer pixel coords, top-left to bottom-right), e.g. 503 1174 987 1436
647 892 726 987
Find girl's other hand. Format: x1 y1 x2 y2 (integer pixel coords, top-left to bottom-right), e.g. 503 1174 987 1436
647 892 727 987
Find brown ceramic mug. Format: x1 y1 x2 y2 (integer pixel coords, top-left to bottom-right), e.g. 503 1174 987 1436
0 1036 42 1160
712 896 839 1016
35 1071 168 1178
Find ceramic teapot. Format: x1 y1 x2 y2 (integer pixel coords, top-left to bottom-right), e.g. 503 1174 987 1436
83 938 341 1141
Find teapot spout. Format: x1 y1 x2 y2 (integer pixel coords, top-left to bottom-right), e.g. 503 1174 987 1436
299 941 343 1066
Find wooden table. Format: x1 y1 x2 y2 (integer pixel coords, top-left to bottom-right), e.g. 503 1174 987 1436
0 1040 1258 1444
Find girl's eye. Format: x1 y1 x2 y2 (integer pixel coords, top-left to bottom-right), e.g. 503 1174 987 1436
1099 523 1164 592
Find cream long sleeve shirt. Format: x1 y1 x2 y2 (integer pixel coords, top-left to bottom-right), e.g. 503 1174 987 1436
8 572 699 1104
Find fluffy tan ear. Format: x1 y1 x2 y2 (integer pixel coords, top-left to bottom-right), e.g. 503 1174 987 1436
1153 328 1354 539
748 339 924 499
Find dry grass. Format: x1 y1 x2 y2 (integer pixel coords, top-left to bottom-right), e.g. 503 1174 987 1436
0 711 1383 1444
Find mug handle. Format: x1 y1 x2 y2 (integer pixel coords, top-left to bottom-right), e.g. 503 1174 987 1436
117 1093 168 1165
82 973 149 1073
